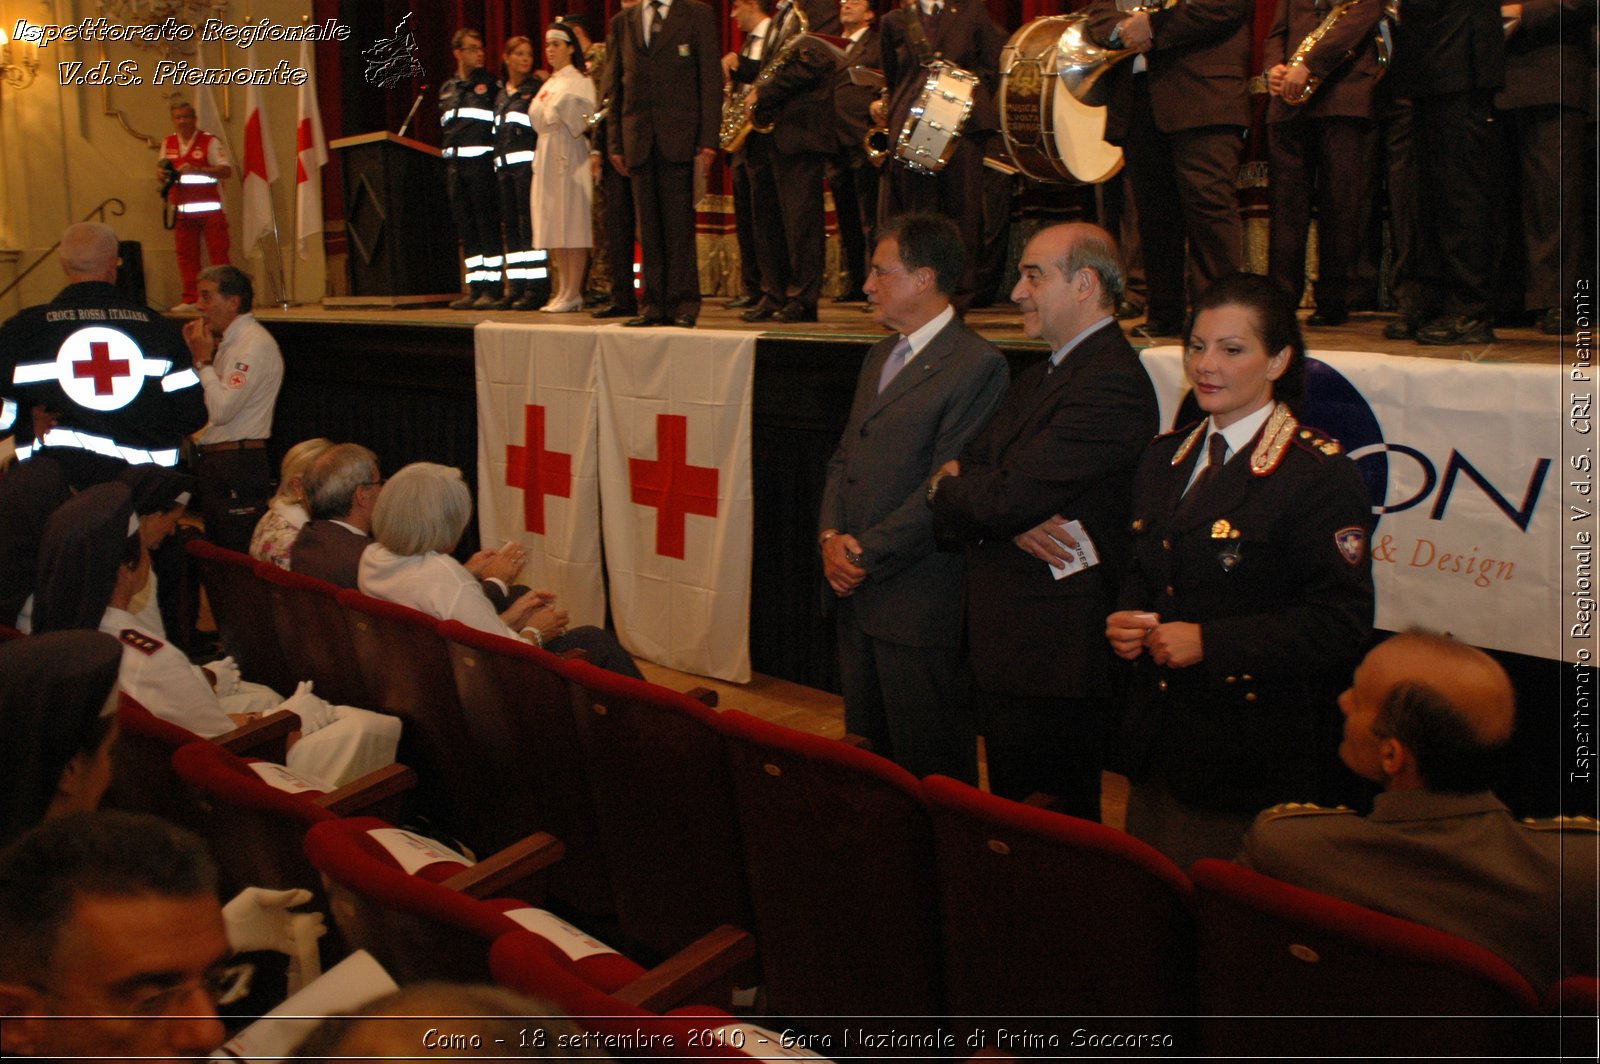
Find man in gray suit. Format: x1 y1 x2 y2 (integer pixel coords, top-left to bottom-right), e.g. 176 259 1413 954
605 0 722 327
819 214 1007 782
291 443 383 588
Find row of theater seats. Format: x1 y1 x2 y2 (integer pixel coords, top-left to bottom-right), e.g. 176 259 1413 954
96 546 1595 1056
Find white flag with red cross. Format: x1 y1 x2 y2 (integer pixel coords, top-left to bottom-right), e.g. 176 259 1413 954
475 323 605 627
595 330 754 683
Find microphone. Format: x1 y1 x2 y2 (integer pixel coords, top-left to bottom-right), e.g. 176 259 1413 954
397 85 428 137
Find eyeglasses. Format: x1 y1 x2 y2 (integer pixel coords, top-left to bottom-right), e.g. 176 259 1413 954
126 964 251 1015
868 264 910 280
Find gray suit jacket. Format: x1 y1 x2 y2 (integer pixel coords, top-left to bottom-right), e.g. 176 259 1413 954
819 314 1007 648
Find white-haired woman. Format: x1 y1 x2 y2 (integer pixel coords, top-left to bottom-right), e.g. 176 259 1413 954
250 437 334 568
359 463 641 676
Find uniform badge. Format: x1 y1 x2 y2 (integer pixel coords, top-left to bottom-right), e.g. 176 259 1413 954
225 370 247 389
1335 526 1366 566
1210 519 1241 540
678 42 691 56
1218 541 1242 571
118 628 163 656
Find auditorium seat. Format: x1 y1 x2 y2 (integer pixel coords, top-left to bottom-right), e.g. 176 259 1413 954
0 624 24 641
303 814 566 983
921 774 1194 1036
718 709 943 1027
438 619 615 913
1189 859 1542 1057
564 658 755 964
1548 975 1599 1059
185 538 295 693
255 563 371 708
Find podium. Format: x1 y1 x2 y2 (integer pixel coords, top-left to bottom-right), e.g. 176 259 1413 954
329 132 460 300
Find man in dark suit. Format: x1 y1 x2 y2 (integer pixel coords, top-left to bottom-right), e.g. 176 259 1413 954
1264 0 1385 327
877 0 1005 308
589 0 643 320
929 223 1158 818
1086 0 1252 337
290 443 383 588
733 0 839 323
606 0 723 327
821 214 1007 782
828 0 882 304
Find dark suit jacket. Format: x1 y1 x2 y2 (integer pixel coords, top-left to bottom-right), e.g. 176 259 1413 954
930 321 1158 698
1264 0 1385 122
1496 0 1593 111
290 519 370 589
1387 0 1504 99
606 0 723 166
834 26 883 151
736 5 839 157
879 1 1005 140
1115 415 1374 813
1087 0 1253 135
820 314 1008 648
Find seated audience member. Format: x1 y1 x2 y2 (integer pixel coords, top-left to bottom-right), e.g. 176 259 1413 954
292 445 529 611
250 437 334 569
118 466 199 643
0 631 121 847
359 462 642 678
1240 631 1598 995
32 481 400 788
295 983 593 1062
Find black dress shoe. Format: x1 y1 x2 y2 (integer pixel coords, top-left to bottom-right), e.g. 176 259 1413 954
740 303 777 322
671 315 697 328
723 294 760 310
1383 315 1420 340
591 304 636 319
1306 307 1349 327
832 288 867 303
1131 318 1181 339
1114 299 1144 321
623 314 667 327
774 302 818 323
1417 314 1495 346
448 294 477 310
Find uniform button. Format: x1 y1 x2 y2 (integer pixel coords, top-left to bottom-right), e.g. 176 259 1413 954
1242 674 1254 682
1158 679 1168 692
1162 539 1171 551
1165 585 1175 597
1244 692 1257 702
1225 675 1236 684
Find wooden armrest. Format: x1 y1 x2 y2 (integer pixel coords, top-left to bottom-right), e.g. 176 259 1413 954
840 732 873 750
685 686 719 708
315 764 418 816
614 924 757 1012
216 709 297 758
441 832 565 899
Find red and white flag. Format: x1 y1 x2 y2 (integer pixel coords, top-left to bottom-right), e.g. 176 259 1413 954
294 40 329 259
192 39 235 163
596 330 755 682
238 64 279 254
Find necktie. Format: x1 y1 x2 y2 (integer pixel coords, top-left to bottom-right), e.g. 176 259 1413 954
1175 432 1229 522
877 336 912 394
649 1 664 44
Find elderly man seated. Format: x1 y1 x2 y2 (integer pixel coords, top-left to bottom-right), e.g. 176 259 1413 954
1240 630 1598 996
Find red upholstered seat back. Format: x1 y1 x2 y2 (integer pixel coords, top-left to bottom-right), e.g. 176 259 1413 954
255 563 372 707
107 692 206 827
184 539 295 693
921 773 1194 1032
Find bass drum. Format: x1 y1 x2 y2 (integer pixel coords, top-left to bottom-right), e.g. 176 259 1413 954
999 15 1124 185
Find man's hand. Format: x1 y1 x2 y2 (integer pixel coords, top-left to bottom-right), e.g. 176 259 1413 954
1014 514 1077 569
1265 62 1289 96
721 50 741 78
1106 610 1159 661
869 97 886 124
182 317 216 366
1146 620 1203 668
822 532 868 597
610 152 630 176
1118 11 1153 52
1280 62 1311 100
937 458 960 478
591 152 602 181
697 146 715 182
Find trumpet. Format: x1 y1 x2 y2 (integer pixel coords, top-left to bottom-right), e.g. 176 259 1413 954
863 126 891 165
585 97 610 130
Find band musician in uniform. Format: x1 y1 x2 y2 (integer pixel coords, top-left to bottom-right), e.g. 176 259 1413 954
829 0 883 305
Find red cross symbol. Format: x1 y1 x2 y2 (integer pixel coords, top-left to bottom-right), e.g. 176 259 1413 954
72 340 133 396
630 414 719 560
505 404 572 535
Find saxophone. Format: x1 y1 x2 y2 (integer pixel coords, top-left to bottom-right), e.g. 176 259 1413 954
719 3 811 152
1282 0 1394 106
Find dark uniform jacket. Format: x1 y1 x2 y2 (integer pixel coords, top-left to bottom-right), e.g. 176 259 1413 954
493 78 541 170
734 4 840 157
1264 0 1386 122
879 0 1005 141
1387 0 1504 99
1116 408 1375 814
833 25 883 153
1496 0 1593 112
440 68 500 157
1241 790 1599 996
1086 0 1253 138
605 0 723 167
931 321 1157 698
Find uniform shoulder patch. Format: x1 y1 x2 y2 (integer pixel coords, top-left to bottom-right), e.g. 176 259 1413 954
1335 526 1367 566
1258 801 1355 822
118 628 164 656
1292 424 1345 459
1520 814 1600 833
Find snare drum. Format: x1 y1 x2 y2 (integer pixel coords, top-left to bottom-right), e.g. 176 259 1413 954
999 15 1124 185
894 60 980 175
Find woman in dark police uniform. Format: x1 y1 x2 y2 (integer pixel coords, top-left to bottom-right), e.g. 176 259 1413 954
1106 273 1375 868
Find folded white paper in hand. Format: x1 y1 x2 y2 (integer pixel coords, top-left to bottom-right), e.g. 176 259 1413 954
277 680 336 735
1048 519 1101 580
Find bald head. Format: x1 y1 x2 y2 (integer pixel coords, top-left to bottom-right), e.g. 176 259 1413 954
1012 223 1124 351
1373 632 1515 746
295 983 585 1063
59 224 119 283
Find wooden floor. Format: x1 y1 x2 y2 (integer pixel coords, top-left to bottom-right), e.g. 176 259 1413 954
254 298 1564 366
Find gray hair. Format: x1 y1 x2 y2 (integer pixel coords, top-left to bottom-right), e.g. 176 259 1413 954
370 462 471 556
305 443 380 521
59 223 119 280
1058 226 1124 310
272 437 335 507
198 264 254 313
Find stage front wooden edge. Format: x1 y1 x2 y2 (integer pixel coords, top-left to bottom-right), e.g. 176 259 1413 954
329 132 462 303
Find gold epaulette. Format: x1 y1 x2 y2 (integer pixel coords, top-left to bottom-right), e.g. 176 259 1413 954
1291 422 1346 460
1257 801 1355 821
1169 420 1207 466
118 628 163 656
1520 814 1600 833
1248 403 1299 476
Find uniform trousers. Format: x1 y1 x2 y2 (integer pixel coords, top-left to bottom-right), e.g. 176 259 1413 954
1502 104 1589 313
752 144 827 311
174 211 231 304
980 690 1105 822
597 159 638 312
835 596 976 784
827 150 879 295
497 163 546 300
631 154 701 318
195 447 272 555
731 152 765 299
1408 89 1499 320
1268 115 1378 314
447 158 503 295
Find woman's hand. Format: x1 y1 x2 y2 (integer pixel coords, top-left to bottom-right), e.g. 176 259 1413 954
1106 610 1158 660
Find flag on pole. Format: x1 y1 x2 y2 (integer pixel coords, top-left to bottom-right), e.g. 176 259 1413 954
294 39 328 259
238 62 279 255
190 39 235 164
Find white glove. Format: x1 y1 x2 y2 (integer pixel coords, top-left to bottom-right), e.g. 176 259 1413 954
223 887 327 956
205 655 242 696
278 680 337 735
